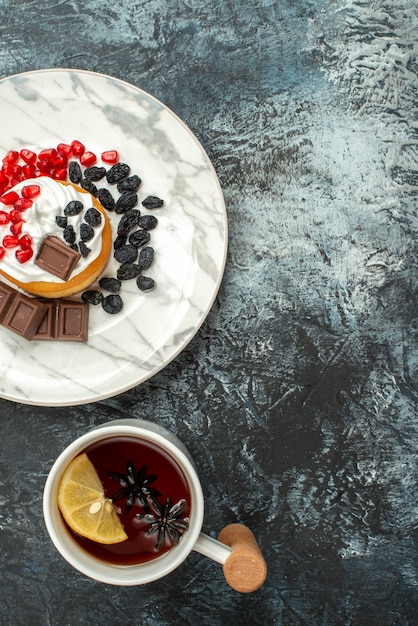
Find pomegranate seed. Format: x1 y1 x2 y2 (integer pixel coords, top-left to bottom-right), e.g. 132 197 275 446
57 143 73 157
2 150 19 164
14 197 33 211
23 163 37 178
9 209 22 224
101 150 119 164
21 184 41 199
39 148 58 162
52 168 67 180
2 162 14 176
0 210 9 224
11 166 24 183
0 170 9 185
53 155 67 169
71 140 85 156
16 246 33 263
1 190 19 205
10 220 24 235
0 246 5 260
37 159 52 174
20 149 37 165
80 151 97 167
18 234 32 249
3 234 19 248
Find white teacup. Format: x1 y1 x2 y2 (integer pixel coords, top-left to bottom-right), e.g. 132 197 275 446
43 419 267 593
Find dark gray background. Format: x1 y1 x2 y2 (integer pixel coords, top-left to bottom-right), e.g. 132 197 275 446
1 1 417 624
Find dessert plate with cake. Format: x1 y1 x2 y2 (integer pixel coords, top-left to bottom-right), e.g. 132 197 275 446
0 69 227 406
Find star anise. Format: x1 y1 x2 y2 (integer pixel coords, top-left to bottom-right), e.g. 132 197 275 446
138 497 190 550
108 460 161 514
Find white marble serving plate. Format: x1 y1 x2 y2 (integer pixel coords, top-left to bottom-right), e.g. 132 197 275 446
0 69 227 406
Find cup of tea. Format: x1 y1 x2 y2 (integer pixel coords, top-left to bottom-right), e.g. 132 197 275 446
43 419 267 593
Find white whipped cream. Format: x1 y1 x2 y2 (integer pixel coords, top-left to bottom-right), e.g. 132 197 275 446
0 177 104 283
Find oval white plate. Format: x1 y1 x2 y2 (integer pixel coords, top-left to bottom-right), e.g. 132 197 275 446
0 70 227 406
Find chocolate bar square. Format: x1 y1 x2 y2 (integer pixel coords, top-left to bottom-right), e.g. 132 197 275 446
56 300 89 342
0 282 17 323
2 292 48 340
32 301 58 341
35 236 81 280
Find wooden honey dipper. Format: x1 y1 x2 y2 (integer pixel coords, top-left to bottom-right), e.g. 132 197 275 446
218 523 267 593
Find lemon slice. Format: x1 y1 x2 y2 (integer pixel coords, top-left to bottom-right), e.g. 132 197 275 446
57 453 128 545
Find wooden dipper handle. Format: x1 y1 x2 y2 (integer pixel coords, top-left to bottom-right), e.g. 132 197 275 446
218 523 267 593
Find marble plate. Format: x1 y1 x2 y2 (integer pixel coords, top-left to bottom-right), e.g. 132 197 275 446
0 69 227 406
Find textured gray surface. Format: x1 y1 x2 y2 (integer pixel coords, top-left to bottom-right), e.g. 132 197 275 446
1 1 418 625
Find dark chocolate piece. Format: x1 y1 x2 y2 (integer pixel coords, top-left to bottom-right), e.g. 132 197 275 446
32 301 58 341
57 300 89 342
2 292 47 340
35 236 81 280
0 282 17 323
33 299 89 342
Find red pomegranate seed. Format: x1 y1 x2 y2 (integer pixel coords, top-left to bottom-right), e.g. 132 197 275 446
80 151 97 167
2 150 19 164
20 149 37 165
71 140 85 156
2 162 14 177
57 143 73 157
14 198 33 211
22 184 41 199
0 170 9 185
37 159 52 174
1 190 19 205
0 210 9 224
3 234 19 248
53 155 67 169
52 168 67 180
9 209 22 224
0 246 5 260
10 220 24 235
18 234 32 249
39 148 58 162
16 246 33 263
101 150 119 164
23 163 37 179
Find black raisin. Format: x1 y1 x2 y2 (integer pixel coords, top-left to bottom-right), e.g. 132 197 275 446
81 290 103 305
117 210 141 235
136 276 156 291
114 244 138 264
106 163 130 184
80 223 94 242
63 224 76 244
113 234 127 250
79 241 92 258
84 207 102 226
139 214 158 230
69 161 82 184
102 294 123 314
96 188 115 211
84 166 106 181
117 174 141 193
64 200 83 216
142 196 164 209
80 179 98 195
55 215 67 228
115 191 138 214
117 263 142 280
99 277 121 293
138 246 154 269
129 229 150 248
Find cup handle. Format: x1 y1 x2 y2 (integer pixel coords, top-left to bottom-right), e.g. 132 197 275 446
193 524 267 593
